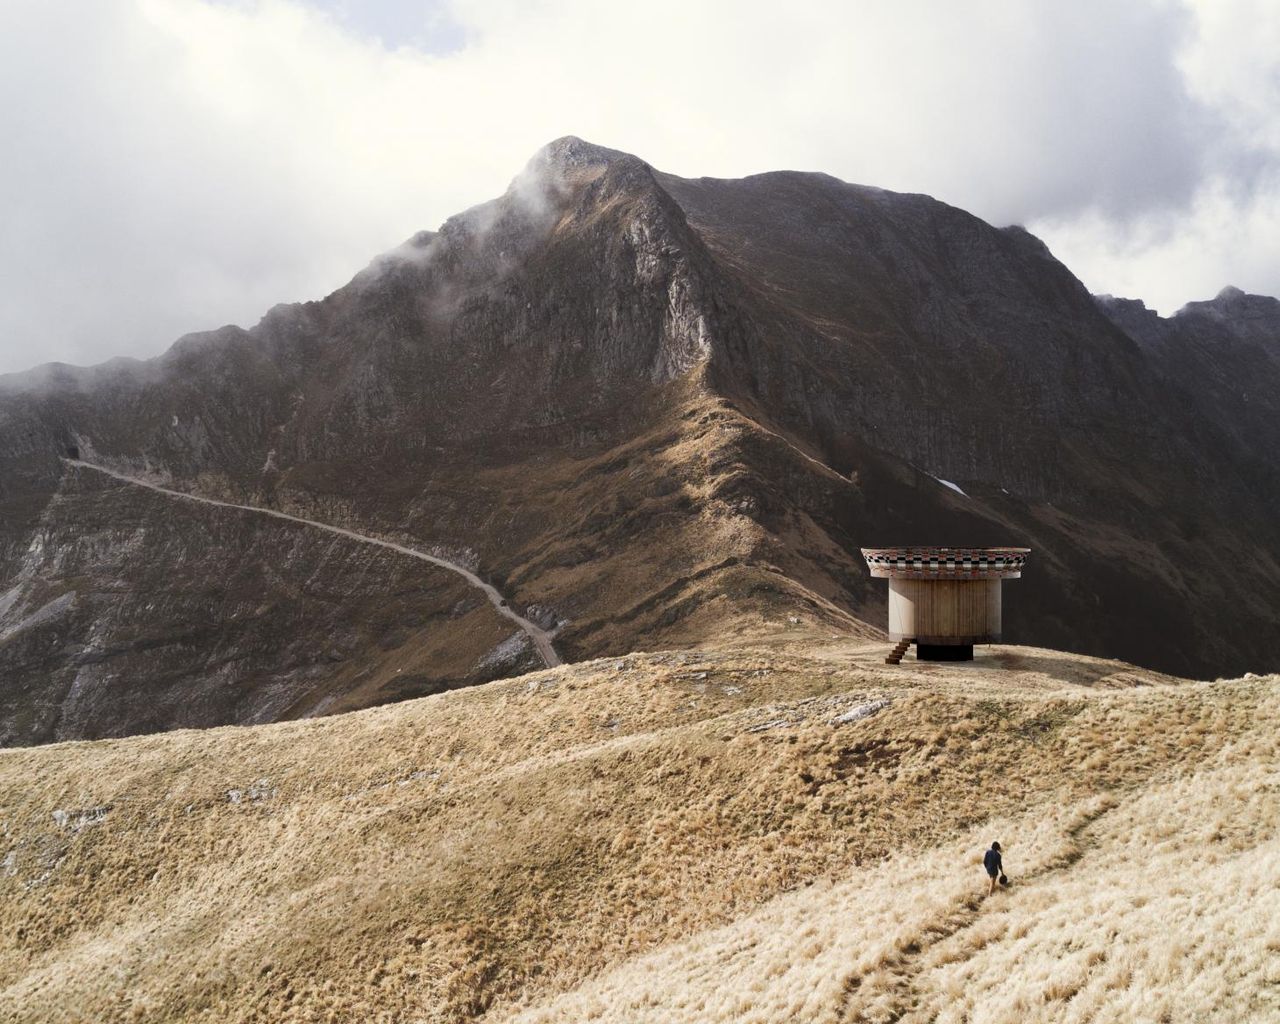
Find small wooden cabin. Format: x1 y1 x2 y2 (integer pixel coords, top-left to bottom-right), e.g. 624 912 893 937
861 547 1030 662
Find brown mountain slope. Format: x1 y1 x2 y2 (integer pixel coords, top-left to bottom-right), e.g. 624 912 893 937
653 168 1280 672
0 638 1275 1022
2 137 1278 745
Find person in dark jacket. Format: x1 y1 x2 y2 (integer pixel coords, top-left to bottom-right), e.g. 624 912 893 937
983 841 1004 894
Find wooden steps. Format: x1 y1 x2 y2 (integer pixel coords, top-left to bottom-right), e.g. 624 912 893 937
884 638 913 665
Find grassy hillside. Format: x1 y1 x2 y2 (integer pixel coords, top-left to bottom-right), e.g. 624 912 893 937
1 635 1276 1022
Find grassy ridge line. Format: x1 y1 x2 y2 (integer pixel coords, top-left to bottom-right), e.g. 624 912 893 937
0 643 1273 1022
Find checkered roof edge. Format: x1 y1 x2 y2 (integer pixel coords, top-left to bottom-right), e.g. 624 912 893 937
860 546 1029 579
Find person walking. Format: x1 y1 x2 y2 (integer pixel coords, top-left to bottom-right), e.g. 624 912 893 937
983 841 1004 895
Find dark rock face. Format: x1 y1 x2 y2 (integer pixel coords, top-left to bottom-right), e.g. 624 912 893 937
1095 287 1280 494
2 136 1278 744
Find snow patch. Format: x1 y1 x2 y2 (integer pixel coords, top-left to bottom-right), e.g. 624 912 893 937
933 476 968 497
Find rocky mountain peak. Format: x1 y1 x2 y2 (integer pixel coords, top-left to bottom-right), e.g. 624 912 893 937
420 137 662 261
1173 285 1280 350
529 135 640 173
1094 293 1152 315
509 136 658 208
1177 284 1279 320
1092 294 1166 348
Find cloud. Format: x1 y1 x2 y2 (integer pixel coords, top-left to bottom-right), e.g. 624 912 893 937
1028 0 1280 311
0 0 1276 373
1034 171 1280 314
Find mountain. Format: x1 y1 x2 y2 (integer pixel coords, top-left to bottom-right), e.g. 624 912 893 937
1 640 1276 1022
1095 286 1280 490
2 136 1278 746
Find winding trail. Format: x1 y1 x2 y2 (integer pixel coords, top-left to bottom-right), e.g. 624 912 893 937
63 459 562 669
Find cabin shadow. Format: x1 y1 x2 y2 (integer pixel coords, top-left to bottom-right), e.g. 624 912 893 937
979 648 1127 687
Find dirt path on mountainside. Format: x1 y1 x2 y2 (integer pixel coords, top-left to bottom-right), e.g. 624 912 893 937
63 459 562 668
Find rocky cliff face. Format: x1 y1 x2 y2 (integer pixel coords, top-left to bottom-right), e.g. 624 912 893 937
1096 288 1280 480
2 137 1278 745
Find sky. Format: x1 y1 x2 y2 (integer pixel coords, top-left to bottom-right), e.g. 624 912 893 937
1 0 1277 375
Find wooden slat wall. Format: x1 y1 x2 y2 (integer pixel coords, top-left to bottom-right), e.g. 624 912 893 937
888 578 1001 643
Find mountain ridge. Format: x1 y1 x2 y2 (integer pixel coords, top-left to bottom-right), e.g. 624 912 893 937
2 137 1278 746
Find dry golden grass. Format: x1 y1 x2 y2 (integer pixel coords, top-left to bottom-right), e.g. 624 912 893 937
0 637 1275 1023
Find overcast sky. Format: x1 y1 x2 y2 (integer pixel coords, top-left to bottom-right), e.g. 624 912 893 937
1 0 1277 374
